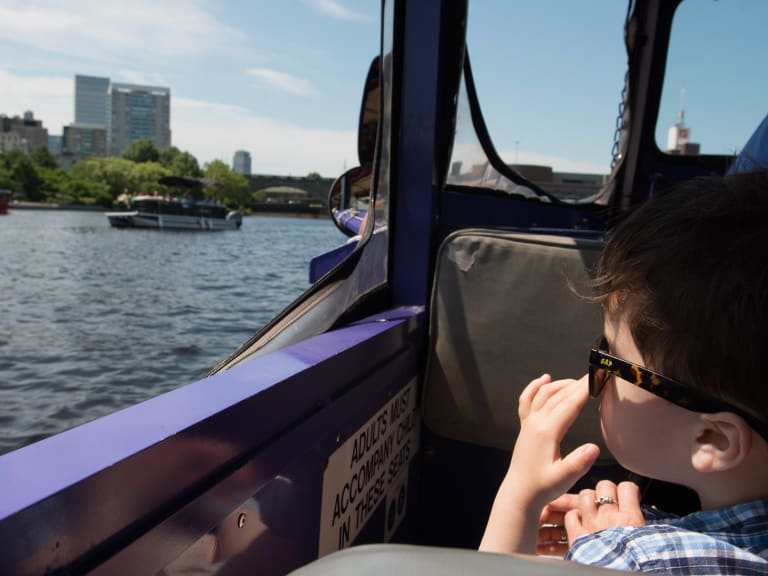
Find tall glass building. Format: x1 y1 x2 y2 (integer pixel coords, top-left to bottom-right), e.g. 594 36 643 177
75 75 110 127
108 83 171 156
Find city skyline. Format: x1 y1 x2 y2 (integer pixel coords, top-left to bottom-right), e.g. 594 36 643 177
2 1 767 177
0 0 379 178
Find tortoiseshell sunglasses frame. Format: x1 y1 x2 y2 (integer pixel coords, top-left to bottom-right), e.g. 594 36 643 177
589 336 768 442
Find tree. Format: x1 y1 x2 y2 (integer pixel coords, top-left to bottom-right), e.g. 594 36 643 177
307 171 322 180
0 163 15 192
204 160 250 209
159 146 202 177
72 157 135 199
130 161 170 194
10 154 43 201
159 145 181 167
122 139 160 163
170 151 203 177
60 176 110 206
37 166 68 199
30 146 58 169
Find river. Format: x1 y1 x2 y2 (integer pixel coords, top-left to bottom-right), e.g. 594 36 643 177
0 209 345 455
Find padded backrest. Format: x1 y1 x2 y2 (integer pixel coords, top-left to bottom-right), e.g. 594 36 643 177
290 544 622 576
422 230 608 456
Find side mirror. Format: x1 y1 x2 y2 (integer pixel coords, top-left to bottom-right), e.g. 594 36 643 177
329 56 379 236
357 56 380 167
328 164 372 237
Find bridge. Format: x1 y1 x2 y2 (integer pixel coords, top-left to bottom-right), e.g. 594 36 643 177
246 174 336 203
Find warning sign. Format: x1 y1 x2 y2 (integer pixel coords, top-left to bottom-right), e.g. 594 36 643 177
318 381 419 556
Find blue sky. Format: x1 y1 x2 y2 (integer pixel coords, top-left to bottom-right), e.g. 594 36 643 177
0 0 380 176
1 1 767 177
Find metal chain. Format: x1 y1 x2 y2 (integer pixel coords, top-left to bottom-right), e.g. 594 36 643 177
610 68 629 171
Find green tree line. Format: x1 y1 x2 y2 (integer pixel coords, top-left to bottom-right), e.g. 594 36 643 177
0 139 251 211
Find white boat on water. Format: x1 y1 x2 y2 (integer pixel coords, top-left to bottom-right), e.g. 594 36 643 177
105 176 243 230
105 196 243 230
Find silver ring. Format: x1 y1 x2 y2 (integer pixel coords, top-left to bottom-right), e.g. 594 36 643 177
594 496 616 507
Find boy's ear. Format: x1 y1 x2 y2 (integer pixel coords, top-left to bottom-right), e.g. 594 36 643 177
690 412 753 473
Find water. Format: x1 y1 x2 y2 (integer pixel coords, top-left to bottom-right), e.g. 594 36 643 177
0 209 345 455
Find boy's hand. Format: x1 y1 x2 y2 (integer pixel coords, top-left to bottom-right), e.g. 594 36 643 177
508 374 600 512
564 480 645 539
480 374 600 555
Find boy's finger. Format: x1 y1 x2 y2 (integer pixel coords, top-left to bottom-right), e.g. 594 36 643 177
560 443 600 484
519 373 552 411
547 492 580 512
547 378 590 423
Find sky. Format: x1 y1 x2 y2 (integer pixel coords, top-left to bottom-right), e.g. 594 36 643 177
1 1 767 178
0 0 380 177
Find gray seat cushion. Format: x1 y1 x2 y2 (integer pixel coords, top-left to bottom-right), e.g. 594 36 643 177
422 230 607 456
290 544 624 575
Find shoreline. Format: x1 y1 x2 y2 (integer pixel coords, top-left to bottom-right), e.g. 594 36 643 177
6 201 330 219
9 201 104 211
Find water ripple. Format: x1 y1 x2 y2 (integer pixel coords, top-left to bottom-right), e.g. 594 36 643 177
0 210 345 455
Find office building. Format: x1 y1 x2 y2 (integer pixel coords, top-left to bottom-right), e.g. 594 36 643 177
0 111 49 153
75 75 110 127
108 82 171 156
63 124 107 158
233 150 252 175
48 135 62 155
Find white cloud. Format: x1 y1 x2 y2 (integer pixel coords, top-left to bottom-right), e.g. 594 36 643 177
0 0 244 66
0 69 73 132
171 98 357 177
309 0 370 21
0 69 356 176
173 97 356 177
117 70 172 89
245 68 318 97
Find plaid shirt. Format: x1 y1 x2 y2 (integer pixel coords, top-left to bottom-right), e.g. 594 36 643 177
565 500 768 575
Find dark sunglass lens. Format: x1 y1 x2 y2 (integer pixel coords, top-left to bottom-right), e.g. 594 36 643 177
589 366 607 397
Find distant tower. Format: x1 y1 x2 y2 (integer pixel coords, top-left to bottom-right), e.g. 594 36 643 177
666 90 700 156
233 150 252 175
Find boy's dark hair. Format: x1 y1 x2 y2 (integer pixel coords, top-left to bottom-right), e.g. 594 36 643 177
592 170 768 422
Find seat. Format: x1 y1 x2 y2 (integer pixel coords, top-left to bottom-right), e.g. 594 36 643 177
289 543 623 576
421 229 607 456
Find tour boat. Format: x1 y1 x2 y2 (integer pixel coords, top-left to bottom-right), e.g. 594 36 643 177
0 1 756 575
105 177 242 230
105 196 242 230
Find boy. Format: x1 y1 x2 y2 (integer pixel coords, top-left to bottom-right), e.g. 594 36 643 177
480 172 768 573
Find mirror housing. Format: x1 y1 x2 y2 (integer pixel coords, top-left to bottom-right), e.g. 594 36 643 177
328 56 379 236
328 165 372 237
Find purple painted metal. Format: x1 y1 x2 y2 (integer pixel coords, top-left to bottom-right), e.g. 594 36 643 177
309 239 358 283
0 307 424 575
390 0 444 308
93 312 424 575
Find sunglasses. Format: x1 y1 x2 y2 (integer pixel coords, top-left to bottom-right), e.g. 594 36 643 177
589 336 768 442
